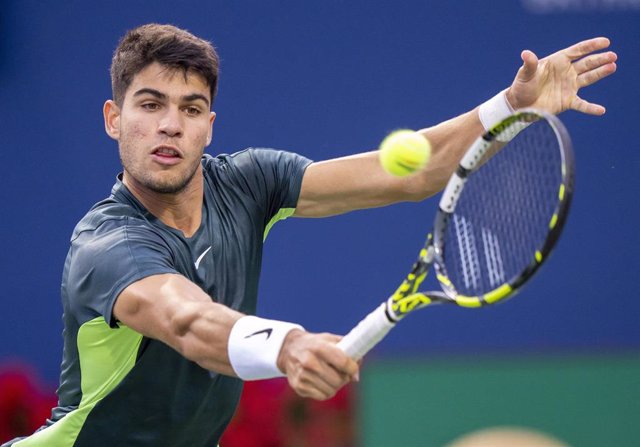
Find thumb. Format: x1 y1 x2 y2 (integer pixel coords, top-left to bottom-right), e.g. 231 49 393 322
517 49 539 82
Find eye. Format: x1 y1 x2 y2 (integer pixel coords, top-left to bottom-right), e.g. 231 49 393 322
184 106 202 116
142 102 160 111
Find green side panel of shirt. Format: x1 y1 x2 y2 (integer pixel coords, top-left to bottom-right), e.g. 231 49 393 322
15 318 142 446
263 207 296 241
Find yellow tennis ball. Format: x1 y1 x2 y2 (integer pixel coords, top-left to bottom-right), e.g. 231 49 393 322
379 129 432 177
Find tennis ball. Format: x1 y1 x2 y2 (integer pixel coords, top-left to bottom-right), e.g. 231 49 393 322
379 130 432 177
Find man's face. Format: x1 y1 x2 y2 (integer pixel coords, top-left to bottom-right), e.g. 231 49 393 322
105 62 216 194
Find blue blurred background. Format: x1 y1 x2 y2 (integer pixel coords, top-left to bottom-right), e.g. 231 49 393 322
0 1 638 445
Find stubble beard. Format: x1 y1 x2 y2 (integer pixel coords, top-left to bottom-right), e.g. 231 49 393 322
119 150 202 195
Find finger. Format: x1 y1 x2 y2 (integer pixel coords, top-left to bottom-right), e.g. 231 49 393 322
302 341 357 385
577 61 617 88
571 96 606 116
516 50 539 82
287 361 341 400
297 368 348 400
572 51 617 75
319 342 360 378
321 367 358 393
563 37 611 61
315 332 360 376
307 376 340 400
320 333 342 344
317 361 352 389
294 378 335 400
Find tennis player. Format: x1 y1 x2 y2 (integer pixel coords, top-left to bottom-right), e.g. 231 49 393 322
3 24 616 447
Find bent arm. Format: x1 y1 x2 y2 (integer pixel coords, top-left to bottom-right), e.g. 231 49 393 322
113 273 243 376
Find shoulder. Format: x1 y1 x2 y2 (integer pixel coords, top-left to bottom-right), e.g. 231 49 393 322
72 199 135 237
202 149 312 174
64 203 177 327
201 149 312 215
72 198 141 238
66 202 175 295
70 199 170 257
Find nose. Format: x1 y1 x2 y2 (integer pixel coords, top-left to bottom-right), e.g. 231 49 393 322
157 107 183 138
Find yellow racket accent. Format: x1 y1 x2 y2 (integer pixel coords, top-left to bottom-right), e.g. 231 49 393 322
391 293 432 315
484 283 513 304
549 213 558 229
394 269 427 297
437 274 452 287
559 184 565 201
535 251 543 262
454 296 483 308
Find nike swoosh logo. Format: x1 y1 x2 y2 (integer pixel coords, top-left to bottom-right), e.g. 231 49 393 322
194 246 213 269
245 328 273 340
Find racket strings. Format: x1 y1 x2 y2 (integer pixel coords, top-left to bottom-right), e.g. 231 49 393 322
442 119 563 297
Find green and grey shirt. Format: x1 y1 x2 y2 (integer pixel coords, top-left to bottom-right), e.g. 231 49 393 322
6 149 311 447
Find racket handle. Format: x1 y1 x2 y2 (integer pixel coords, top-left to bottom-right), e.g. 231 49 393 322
337 303 396 360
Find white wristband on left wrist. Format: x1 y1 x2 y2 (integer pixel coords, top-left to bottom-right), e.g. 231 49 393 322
478 89 515 131
227 315 304 381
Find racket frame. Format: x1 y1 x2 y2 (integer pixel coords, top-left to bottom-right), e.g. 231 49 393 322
433 110 574 308
338 109 574 359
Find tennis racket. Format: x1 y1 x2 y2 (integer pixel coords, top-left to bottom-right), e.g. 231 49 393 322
337 109 574 360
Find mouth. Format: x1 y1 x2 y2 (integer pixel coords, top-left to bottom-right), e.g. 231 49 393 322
153 145 182 158
151 145 183 164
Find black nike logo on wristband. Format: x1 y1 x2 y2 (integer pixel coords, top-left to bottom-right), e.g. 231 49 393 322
244 328 273 340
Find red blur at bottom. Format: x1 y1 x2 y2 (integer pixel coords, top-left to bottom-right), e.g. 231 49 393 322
0 365 356 447
221 379 356 447
0 364 58 444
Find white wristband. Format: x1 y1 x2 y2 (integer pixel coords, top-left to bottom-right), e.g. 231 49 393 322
228 315 303 380
478 89 514 131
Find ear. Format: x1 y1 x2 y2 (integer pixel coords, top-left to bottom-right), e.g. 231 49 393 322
206 111 216 146
103 100 121 140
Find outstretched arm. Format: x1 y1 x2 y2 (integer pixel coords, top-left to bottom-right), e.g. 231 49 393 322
295 37 617 218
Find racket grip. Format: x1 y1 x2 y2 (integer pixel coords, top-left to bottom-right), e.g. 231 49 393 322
337 303 396 360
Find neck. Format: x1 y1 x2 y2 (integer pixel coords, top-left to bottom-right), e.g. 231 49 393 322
123 172 204 238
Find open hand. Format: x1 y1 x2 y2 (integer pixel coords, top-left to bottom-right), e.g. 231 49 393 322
506 37 617 115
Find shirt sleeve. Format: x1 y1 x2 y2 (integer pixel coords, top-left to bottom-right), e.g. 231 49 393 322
211 148 312 225
65 217 177 327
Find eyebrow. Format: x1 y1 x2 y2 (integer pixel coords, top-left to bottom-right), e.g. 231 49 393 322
133 88 166 100
133 88 210 107
183 93 210 107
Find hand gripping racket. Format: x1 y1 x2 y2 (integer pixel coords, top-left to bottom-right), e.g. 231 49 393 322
338 110 575 360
